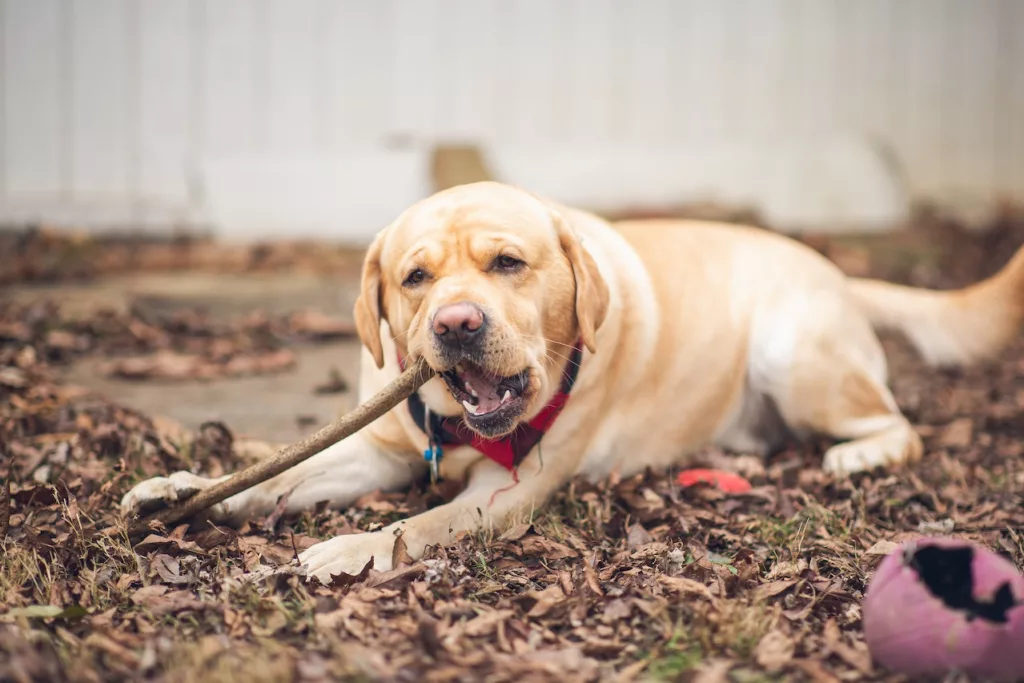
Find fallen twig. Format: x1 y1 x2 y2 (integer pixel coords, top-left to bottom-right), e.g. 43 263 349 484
111 357 434 539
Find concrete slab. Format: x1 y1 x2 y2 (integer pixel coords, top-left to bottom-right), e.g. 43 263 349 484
5 271 357 319
61 341 362 444
10 270 367 444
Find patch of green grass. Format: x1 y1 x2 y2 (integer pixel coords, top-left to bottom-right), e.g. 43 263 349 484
707 552 739 576
748 502 851 553
533 481 597 534
645 628 703 680
533 512 568 543
471 550 499 580
750 516 800 548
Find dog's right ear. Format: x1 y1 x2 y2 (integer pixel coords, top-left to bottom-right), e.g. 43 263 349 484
549 209 609 354
353 229 388 368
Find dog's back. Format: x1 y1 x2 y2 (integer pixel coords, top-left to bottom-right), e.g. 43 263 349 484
613 217 1024 369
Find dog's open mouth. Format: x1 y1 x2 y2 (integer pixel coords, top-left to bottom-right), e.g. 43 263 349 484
441 361 529 426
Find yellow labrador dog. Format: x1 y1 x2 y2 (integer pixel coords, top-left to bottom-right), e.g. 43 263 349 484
122 181 1024 583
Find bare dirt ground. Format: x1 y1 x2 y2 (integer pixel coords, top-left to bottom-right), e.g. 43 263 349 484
1 211 1023 683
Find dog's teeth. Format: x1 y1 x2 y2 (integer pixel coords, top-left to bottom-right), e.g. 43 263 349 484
462 400 479 415
466 382 478 397
502 390 511 404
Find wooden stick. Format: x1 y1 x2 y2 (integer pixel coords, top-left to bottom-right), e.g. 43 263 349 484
114 358 435 539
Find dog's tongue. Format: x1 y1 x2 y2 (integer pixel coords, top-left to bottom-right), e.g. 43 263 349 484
460 367 505 414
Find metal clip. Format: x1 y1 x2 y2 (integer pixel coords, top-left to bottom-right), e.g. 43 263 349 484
422 405 442 484
424 443 442 484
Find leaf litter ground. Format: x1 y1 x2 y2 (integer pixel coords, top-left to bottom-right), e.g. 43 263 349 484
1 218 1023 683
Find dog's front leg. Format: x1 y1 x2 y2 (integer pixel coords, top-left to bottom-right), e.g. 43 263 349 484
120 429 421 526
297 449 575 583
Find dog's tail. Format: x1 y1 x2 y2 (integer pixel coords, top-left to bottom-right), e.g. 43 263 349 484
846 245 1024 366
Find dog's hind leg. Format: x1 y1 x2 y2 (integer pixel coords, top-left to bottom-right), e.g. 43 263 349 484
753 290 923 477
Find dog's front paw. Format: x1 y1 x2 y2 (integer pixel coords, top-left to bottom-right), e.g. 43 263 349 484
120 471 231 520
296 532 397 585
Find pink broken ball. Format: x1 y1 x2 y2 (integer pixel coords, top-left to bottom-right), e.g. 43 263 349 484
863 536 1024 682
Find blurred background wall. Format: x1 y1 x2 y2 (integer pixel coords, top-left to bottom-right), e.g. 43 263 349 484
2 0 1022 243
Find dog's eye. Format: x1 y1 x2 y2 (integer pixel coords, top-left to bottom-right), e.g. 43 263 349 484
403 269 427 287
493 254 524 272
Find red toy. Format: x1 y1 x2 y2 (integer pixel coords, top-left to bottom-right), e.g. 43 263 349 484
677 468 752 494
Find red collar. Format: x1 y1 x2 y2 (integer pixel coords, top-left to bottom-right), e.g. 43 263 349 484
399 341 584 473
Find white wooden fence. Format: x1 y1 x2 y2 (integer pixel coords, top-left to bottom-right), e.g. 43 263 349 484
1 0 1022 241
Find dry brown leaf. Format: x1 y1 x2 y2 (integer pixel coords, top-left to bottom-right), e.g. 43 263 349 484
863 540 900 557
754 629 794 673
391 531 416 568
823 618 873 675
82 633 138 667
752 579 798 601
151 554 191 586
523 584 566 618
129 585 168 606
657 575 714 601
352 490 399 512
764 558 808 580
251 610 288 637
114 573 139 592
625 523 653 549
103 352 200 380
498 522 532 542
600 599 632 624
462 609 514 637
223 349 295 377
497 646 599 678
692 659 735 683
288 310 356 340
313 366 350 395
102 349 296 382
940 417 974 448
365 563 426 590
792 659 842 683
257 490 293 534
583 559 604 597
130 586 208 616
0 367 27 389
519 534 577 560
582 636 623 657
315 557 374 589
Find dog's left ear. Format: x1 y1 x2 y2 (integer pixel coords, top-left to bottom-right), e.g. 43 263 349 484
551 210 610 354
353 228 388 368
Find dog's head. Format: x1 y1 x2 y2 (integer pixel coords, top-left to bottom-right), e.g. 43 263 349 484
354 182 609 438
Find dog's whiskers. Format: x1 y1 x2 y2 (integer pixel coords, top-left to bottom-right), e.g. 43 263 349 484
514 334 582 388
519 334 580 352
520 336 582 369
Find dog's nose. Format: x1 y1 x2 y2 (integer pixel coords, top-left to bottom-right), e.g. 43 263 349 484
432 302 486 346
